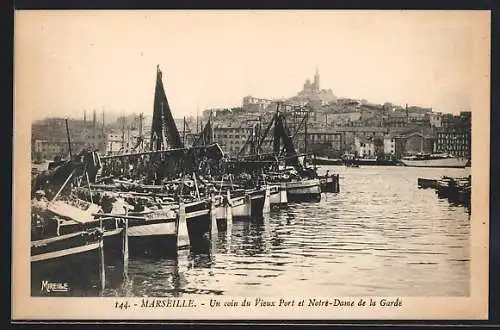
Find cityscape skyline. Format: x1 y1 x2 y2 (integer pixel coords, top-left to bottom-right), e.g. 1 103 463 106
16 11 488 121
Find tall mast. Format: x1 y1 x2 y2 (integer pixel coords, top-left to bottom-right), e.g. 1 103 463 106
139 113 143 137
304 108 308 164
183 116 186 146
139 113 144 150
65 118 72 159
121 116 125 151
209 111 213 144
196 99 200 135
127 124 131 151
200 120 204 145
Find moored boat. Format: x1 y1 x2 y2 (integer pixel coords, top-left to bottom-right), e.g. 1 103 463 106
417 178 439 189
401 154 469 168
31 227 105 296
269 184 287 206
283 178 321 202
124 206 183 256
229 186 270 220
320 174 340 193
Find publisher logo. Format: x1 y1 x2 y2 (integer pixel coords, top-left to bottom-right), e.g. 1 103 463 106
41 281 69 293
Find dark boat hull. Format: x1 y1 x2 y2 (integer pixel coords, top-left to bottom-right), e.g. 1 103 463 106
184 199 212 252
417 178 439 189
31 231 104 296
127 210 179 257
58 217 126 261
320 175 340 193
283 179 321 203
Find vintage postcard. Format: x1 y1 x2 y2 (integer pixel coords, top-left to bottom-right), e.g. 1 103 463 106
12 10 490 320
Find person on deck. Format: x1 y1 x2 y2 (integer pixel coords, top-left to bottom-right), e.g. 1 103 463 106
31 190 52 240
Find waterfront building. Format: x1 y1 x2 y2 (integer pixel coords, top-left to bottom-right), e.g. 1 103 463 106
213 124 254 155
427 112 443 128
383 134 397 156
435 111 471 158
395 132 434 156
354 136 376 158
31 111 107 161
294 129 344 157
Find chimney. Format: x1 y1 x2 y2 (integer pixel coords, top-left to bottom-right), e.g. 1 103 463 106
84 110 87 123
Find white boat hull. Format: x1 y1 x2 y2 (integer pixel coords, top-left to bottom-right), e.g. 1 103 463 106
127 222 177 237
269 185 287 205
231 195 251 218
401 158 468 168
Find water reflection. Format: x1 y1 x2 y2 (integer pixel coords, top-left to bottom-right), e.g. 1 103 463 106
101 166 470 297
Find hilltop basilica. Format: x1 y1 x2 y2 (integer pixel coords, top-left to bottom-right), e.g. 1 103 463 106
292 67 337 107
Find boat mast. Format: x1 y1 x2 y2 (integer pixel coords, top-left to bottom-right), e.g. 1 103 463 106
196 98 199 135
121 116 125 151
139 112 144 150
304 107 308 165
65 118 72 159
183 116 186 146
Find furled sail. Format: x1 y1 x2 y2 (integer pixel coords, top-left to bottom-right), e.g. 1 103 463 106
193 114 213 147
149 66 183 151
273 112 300 167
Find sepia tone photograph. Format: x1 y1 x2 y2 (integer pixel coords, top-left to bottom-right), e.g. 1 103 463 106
12 10 489 320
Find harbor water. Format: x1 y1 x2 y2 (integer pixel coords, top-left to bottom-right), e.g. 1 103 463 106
104 166 471 297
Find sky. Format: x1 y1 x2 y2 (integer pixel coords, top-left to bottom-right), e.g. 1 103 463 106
15 10 490 122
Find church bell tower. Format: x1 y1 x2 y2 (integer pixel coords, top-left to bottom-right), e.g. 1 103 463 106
313 66 320 91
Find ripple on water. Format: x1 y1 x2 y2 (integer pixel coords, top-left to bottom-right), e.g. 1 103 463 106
103 166 471 297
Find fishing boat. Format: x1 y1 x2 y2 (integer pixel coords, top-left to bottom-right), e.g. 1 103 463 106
417 178 439 189
31 148 128 260
436 176 471 203
94 66 221 252
31 227 105 296
268 184 287 206
319 173 340 193
225 186 270 220
311 156 343 166
281 178 321 202
212 190 233 231
125 206 184 256
400 153 469 168
229 103 323 203
47 198 127 260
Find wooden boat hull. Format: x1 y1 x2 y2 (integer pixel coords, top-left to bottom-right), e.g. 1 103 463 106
417 178 439 189
128 221 177 256
31 230 104 296
212 195 232 232
231 195 251 219
58 217 126 260
283 179 321 202
184 199 212 252
231 188 270 219
269 185 287 205
320 175 340 193
311 157 343 165
401 158 468 168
